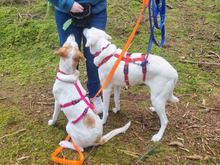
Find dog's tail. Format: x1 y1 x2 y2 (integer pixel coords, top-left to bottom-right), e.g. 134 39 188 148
168 93 179 103
98 121 131 145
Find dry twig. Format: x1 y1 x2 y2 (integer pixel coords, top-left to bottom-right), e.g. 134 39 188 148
16 156 30 162
180 60 220 66
119 149 140 158
0 129 26 139
169 141 184 147
35 102 54 105
186 155 202 160
84 146 95 160
206 144 216 156
166 4 173 9
179 147 189 152
187 124 200 129
135 143 161 164
132 131 144 142
197 105 220 111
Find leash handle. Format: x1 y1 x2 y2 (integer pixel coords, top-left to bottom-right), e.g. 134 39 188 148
141 0 166 66
153 0 166 29
52 135 84 165
90 0 149 102
149 0 165 47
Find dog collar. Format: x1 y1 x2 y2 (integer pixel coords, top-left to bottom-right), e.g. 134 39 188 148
94 44 110 57
98 55 113 67
58 69 75 75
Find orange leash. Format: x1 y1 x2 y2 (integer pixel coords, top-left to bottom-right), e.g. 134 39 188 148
90 0 149 102
52 1 148 164
52 135 84 165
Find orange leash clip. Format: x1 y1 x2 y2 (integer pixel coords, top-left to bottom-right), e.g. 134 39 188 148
52 135 84 165
90 0 149 103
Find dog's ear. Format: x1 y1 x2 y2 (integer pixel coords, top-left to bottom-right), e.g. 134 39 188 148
75 46 87 62
54 47 66 57
54 43 70 57
72 46 86 71
104 33 112 41
85 38 93 47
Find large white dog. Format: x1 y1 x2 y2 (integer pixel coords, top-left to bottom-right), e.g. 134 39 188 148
48 34 131 152
83 27 179 142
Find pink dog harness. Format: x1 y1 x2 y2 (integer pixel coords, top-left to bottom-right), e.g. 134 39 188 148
56 69 97 124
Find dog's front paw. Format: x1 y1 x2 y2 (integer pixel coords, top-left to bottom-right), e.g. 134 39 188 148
48 119 56 126
151 134 162 142
74 70 80 79
59 141 84 152
101 119 107 125
59 141 73 149
112 108 120 113
149 107 156 112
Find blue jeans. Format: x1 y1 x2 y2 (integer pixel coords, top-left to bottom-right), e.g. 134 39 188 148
55 9 107 98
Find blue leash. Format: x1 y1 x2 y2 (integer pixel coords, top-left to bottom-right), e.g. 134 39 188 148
141 0 166 66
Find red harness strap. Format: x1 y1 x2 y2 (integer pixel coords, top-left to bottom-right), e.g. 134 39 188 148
94 44 110 57
98 53 147 85
114 53 147 85
123 53 131 85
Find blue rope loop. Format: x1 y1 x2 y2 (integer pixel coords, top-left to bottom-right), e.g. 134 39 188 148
154 0 166 29
141 0 166 66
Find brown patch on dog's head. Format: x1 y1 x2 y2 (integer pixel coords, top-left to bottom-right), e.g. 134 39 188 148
72 46 87 71
54 42 71 58
83 114 95 129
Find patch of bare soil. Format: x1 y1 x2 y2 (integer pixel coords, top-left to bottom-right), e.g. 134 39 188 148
122 89 220 163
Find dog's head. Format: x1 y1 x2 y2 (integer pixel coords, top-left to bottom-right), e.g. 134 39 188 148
83 27 112 55
54 34 86 73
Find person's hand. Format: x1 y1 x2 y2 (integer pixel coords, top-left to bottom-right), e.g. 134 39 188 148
70 2 84 13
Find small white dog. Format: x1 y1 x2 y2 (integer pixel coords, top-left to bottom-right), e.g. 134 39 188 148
83 27 179 142
48 34 131 152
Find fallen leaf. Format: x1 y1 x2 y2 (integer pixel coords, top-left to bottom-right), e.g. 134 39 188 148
180 56 186 59
203 155 210 160
213 81 220 87
47 97 55 101
37 70 44 74
186 155 202 160
17 156 30 161
191 93 197 99
202 99 206 105
169 141 184 147
186 74 192 79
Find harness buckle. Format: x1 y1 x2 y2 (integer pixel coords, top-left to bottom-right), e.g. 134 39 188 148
72 99 80 105
124 65 129 74
142 65 147 73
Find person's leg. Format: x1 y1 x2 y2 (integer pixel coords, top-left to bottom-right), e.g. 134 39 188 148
83 9 107 99
55 9 106 114
55 9 83 47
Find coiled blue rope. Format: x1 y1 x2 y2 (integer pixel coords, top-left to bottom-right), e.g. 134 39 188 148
141 0 166 65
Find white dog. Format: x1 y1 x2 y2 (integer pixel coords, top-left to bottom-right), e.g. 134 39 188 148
48 34 131 152
83 27 179 142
